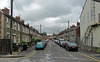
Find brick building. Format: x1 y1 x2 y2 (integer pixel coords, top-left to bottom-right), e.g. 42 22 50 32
0 7 40 44
57 22 80 44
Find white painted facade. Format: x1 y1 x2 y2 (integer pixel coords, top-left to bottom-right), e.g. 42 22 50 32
80 0 100 47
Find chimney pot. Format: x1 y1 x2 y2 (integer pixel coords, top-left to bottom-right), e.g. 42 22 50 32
26 24 29 27
16 16 20 21
21 20 24 24
77 22 80 26
2 7 9 15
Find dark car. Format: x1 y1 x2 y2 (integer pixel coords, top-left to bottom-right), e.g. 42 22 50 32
65 43 78 51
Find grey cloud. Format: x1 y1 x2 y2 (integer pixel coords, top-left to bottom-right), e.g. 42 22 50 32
12 0 86 34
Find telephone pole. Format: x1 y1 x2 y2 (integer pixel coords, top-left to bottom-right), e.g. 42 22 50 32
68 21 70 42
40 24 41 39
10 0 13 54
40 24 41 33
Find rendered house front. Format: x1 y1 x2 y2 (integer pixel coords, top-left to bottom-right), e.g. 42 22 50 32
80 0 100 48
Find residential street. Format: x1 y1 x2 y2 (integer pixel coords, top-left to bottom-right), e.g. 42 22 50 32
0 40 99 62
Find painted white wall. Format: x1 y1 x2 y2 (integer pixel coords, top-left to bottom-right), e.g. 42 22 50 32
80 0 91 41
80 0 100 47
92 26 100 47
95 2 100 23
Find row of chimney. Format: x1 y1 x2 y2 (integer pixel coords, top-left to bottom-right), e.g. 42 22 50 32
70 22 80 29
1 7 31 28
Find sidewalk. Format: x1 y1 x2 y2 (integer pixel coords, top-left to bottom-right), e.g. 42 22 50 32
79 48 100 60
0 46 35 58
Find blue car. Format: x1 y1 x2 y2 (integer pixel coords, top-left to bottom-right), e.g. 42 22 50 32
36 42 44 50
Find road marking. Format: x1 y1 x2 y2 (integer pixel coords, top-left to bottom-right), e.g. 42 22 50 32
78 52 100 62
69 53 74 58
0 51 36 59
27 51 36 58
26 50 36 56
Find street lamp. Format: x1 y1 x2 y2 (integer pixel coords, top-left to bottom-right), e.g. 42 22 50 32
10 0 13 54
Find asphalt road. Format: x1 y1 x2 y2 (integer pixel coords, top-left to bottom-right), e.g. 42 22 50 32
0 40 99 62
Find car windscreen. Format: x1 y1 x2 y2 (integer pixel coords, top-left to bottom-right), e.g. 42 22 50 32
37 42 42 45
70 43 77 46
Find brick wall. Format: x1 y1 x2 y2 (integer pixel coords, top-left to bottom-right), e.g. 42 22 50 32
76 26 80 37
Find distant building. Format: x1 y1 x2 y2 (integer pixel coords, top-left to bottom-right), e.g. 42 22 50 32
57 22 80 44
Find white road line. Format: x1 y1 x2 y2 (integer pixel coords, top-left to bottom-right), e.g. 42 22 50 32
68 53 75 58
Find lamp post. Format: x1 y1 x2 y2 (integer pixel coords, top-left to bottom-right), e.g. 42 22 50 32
10 0 13 54
68 21 70 42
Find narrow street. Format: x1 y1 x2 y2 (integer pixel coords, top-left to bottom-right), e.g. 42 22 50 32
0 40 98 62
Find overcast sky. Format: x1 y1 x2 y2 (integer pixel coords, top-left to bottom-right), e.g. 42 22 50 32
0 0 85 35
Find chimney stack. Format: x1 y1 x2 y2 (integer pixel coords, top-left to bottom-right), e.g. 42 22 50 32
67 28 69 30
0 12 2 20
16 16 20 21
70 26 72 28
77 22 80 26
21 20 24 24
30 26 33 29
72 25 75 28
2 7 9 15
26 24 29 27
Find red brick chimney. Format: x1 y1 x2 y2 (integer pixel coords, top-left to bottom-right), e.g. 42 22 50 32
77 22 80 26
30 26 33 29
21 20 24 24
15 16 20 21
70 26 72 28
0 12 2 21
26 24 29 27
72 25 75 28
2 7 9 15
67 28 69 30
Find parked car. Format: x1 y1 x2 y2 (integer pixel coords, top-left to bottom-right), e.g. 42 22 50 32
36 42 44 50
55 40 59 43
65 43 78 51
42 40 47 48
59 41 66 47
62 41 69 48
58 39 64 45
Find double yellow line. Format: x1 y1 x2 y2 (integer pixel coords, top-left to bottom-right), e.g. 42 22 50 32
78 52 100 62
0 51 36 59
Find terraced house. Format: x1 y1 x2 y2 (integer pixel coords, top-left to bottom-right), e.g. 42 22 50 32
0 7 40 45
80 0 100 50
57 22 80 44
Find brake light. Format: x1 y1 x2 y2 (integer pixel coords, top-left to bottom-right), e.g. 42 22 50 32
64 43 66 45
68 46 71 47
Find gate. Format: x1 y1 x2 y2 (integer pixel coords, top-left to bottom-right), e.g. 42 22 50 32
0 39 11 54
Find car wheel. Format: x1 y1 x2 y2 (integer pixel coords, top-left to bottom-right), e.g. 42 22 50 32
67 48 70 51
66 48 67 50
76 49 78 52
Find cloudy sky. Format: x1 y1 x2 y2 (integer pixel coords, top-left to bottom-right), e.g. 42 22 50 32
0 0 85 35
